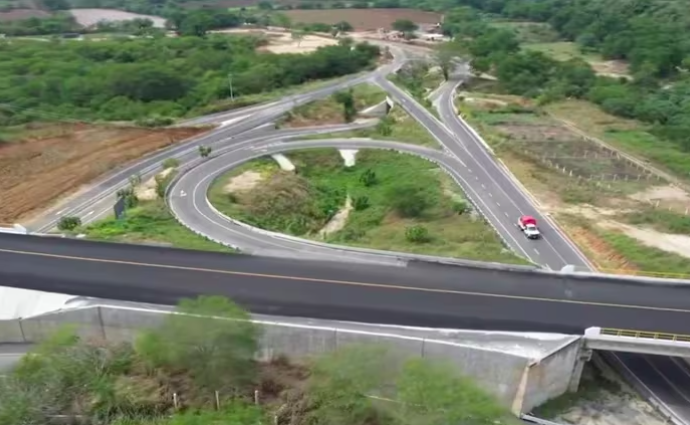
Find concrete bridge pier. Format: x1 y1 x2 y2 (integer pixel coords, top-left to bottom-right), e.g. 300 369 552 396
568 347 592 393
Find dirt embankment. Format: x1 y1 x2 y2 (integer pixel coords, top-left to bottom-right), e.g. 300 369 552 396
0 123 207 224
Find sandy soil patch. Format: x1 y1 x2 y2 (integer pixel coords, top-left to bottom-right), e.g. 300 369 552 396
318 195 352 237
262 32 337 54
134 168 173 201
0 123 207 223
629 185 690 211
68 9 166 28
224 170 264 193
283 8 442 31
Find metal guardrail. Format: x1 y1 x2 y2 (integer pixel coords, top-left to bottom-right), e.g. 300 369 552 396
520 414 568 425
600 328 690 343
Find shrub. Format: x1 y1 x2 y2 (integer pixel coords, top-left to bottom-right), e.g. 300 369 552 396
161 158 179 169
405 224 430 243
57 216 81 231
352 195 370 211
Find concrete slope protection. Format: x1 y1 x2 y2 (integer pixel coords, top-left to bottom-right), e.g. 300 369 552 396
435 75 690 425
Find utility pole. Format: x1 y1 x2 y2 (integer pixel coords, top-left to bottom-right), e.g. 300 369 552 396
228 73 234 101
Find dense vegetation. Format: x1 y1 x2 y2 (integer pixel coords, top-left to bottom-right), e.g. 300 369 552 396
209 148 525 263
440 2 690 153
0 295 519 425
0 36 379 125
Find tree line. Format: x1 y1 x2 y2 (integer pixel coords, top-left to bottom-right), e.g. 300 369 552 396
0 35 380 125
0 295 519 425
441 4 690 152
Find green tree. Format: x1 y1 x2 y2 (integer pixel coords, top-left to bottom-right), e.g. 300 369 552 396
392 19 418 39
198 145 212 158
405 224 430 243
352 195 370 211
386 184 432 218
359 168 377 187
333 89 357 122
57 216 81 231
135 295 259 392
434 42 460 81
376 115 394 136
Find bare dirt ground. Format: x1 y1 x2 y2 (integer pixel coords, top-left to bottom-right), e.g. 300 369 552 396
68 9 166 28
0 8 49 21
134 167 174 201
318 195 352 237
0 123 207 223
224 170 264 193
283 8 442 31
216 28 337 53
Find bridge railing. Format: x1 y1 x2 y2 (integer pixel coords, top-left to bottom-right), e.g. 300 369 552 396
597 328 690 343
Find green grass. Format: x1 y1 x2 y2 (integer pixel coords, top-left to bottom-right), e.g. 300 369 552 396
187 72 371 117
489 20 560 44
302 107 441 148
209 148 529 264
546 100 690 183
82 200 233 252
283 83 386 125
599 230 690 275
522 41 601 62
620 209 690 234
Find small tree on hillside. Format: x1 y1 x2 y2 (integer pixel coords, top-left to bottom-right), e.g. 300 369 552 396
135 295 259 392
386 184 432 218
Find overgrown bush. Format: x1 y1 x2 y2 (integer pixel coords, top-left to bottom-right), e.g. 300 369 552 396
57 216 81 231
405 224 431 243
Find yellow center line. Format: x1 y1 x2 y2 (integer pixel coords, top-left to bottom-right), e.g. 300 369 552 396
2 247 690 314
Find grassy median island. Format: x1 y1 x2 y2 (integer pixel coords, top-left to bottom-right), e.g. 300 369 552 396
78 164 233 253
279 83 386 127
303 106 441 148
81 200 233 253
208 148 527 264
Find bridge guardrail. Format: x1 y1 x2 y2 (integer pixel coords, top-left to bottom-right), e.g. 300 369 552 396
599 328 690 343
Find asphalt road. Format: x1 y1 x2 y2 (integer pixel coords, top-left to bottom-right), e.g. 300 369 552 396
7 42 690 422
168 136 483 265
433 73 690 424
4 233 690 334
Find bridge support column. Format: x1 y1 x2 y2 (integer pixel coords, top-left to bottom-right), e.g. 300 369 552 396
568 348 592 393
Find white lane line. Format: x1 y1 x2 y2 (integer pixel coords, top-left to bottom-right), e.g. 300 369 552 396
534 248 540 255
481 184 486 189
496 202 500 207
84 211 94 217
488 193 493 197
55 209 65 215
504 212 509 217
468 168 472 173
645 356 690 404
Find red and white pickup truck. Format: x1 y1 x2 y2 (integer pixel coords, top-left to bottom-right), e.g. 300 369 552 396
517 215 541 239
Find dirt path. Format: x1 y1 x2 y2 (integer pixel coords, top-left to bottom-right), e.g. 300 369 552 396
318 196 352 237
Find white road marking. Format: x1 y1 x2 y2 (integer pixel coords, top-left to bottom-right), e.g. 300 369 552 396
55 209 65 215
496 202 500 207
180 190 186 197
488 193 493 197
84 211 94 217
481 184 486 189
534 248 540 255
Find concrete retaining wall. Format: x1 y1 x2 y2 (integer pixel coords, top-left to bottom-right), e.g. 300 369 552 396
521 338 583 412
0 305 585 413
